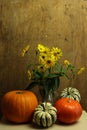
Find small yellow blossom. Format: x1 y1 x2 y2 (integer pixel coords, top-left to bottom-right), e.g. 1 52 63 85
64 60 71 66
27 70 31 80
21 45 30 57
51 47 62 61
77 67 85 75
38 65 46 72
39 53 47 63
38 44 50 53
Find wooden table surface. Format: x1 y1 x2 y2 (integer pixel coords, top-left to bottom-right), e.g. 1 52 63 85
0 111 87 130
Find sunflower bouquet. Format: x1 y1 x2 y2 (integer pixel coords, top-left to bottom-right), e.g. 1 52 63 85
22 44 85 97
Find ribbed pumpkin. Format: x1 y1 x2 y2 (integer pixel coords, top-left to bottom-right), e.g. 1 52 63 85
60 87 81 102
33 102 57 128
1 90 38 123
55 98 82 124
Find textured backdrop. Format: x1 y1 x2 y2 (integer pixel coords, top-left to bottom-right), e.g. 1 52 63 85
0 0 87 117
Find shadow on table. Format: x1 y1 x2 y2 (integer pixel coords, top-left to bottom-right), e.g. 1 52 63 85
28 120 79 129
0 117 27 126
0 117 79 129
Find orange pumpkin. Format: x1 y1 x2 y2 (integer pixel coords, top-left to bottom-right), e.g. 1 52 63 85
55 98 82 124
1 90 38 123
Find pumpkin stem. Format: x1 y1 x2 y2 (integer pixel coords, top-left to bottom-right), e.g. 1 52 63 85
16 91 23 94
67 98 71 103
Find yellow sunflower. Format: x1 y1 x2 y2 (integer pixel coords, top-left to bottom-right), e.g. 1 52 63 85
39 52 47 64
51 47 62 61
38 65 46 72
43 56 56 69
38 44 50 53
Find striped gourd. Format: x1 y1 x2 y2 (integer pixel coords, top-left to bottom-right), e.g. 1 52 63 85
60 87 81 102
33 102 57 128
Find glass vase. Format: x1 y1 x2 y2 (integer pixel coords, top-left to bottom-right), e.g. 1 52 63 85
39 84 59 105
25 77 60 104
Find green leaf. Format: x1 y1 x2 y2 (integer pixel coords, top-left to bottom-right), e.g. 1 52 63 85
54 77 60 90
60 68 69 78
45 78 53 96
47 73 58 78
68 64 74 71
33 72 40 79
27 64 32 70
32 69 45 80
25 82 38 90
55 62 62 72
44 77 60 96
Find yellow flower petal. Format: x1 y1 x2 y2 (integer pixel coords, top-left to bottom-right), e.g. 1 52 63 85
27 70 31 80
38 44 50 53
51 47 62 61
77 67 85 75
64 60 71 66
21 45 30 57
43 57 55 69
38 65 46 72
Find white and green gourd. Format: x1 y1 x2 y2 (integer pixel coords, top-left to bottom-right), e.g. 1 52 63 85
33 102 57 128
60 87 81 102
